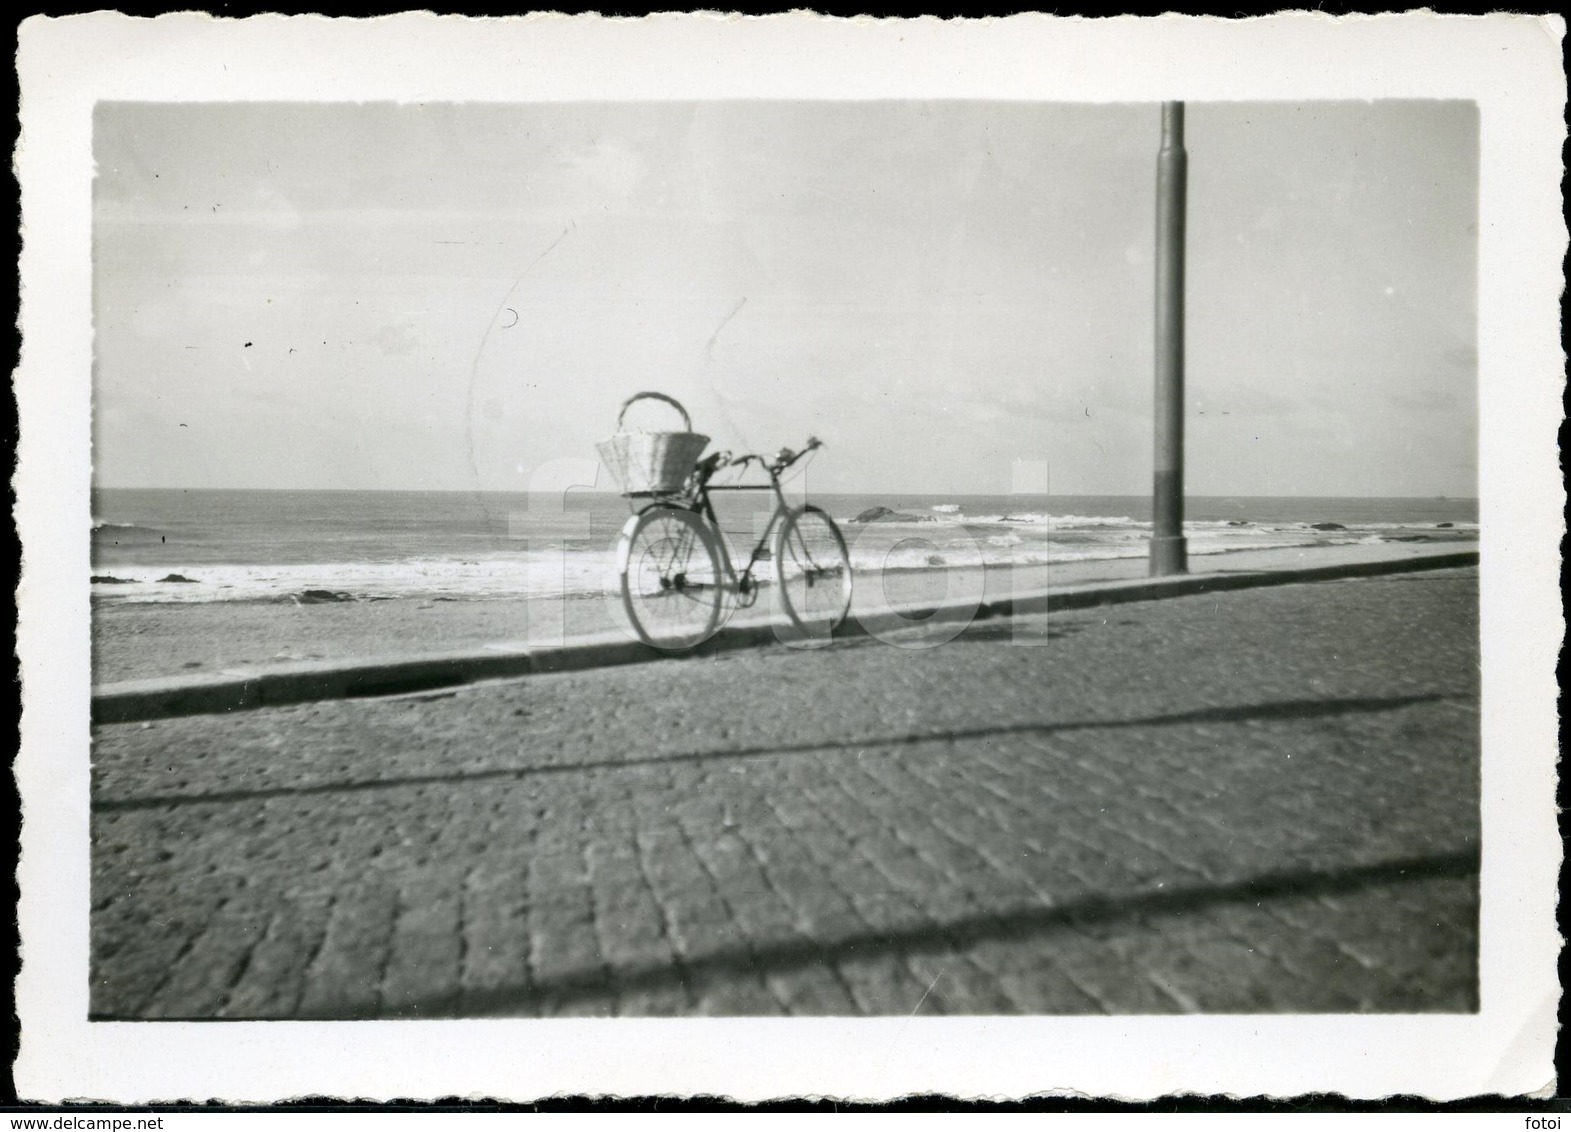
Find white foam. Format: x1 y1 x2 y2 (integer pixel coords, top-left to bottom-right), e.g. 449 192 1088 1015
962 512 1145 529
89 517 1466 605
90 550 622 604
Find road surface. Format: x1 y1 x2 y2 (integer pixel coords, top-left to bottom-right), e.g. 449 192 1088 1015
90 567 1480 1018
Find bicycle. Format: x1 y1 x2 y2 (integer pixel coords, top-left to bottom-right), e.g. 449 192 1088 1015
610 407 853 652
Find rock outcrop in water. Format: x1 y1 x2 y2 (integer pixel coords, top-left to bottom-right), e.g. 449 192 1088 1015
293 589 357 604
90 575 135 584
1308 522 1347 531
849 506 933 524
157 573 199 583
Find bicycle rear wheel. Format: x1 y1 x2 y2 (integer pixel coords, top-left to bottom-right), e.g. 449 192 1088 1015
773 504 853 645
618 505 724 651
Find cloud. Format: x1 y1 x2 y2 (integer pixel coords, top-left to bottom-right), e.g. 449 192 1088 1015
1191 381 1302 418
1383 383 1464 412
556 138 645 205
367 322 425 357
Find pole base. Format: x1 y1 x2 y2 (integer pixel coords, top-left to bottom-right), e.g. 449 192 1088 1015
1149 535 1188 577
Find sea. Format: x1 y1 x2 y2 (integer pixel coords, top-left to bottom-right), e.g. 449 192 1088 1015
90 488 1479 606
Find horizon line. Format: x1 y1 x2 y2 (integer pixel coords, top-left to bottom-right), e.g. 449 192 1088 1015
89 485 1480 501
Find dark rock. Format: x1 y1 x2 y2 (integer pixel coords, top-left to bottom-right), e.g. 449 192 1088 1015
295 589 356 604
851 506 898 523
849 506 931 524
1227 520 1249 527
157 573 199 583
1436 522 1454 528
1308 522 1346 531
90 575 135 584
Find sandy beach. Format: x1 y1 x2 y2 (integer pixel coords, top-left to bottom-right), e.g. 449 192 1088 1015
91 534 1479 685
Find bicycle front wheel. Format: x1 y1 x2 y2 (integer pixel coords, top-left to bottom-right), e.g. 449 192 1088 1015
618 505 724 651
772 504 853 645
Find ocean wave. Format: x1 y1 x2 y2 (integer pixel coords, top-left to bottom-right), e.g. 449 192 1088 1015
863 510 1148 529
1356 521 1480 531
972 512 1145 528
89 516 1468 605
841 510 1477 536
89 552 623 604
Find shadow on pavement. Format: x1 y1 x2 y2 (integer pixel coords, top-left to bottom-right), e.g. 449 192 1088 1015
95 692 1462 814
240 847 1478 1021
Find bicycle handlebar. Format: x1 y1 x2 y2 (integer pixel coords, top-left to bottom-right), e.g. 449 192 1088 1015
689 438 822 490
726 436 821 473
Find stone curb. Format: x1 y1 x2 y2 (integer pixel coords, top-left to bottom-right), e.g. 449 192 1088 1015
91 549 1478 724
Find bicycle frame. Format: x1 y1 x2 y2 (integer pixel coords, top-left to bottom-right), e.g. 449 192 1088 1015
625 445 814 606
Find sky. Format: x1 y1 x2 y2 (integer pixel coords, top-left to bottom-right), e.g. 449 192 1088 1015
92 99 1478 497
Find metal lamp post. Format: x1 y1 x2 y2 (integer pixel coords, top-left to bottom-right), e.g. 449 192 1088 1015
1150 101 1189 576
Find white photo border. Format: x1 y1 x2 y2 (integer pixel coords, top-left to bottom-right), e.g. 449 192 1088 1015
14 10 1565 1103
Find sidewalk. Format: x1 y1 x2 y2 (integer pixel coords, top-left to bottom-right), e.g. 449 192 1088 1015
89 564 1480 1018
93 540 1477 723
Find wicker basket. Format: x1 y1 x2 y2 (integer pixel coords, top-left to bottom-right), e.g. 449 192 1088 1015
596 392 711 496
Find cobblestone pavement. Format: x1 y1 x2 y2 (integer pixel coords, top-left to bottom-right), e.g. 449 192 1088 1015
89 568 1480 1018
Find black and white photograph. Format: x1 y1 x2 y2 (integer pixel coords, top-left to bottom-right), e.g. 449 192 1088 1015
13 11 1563 1103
